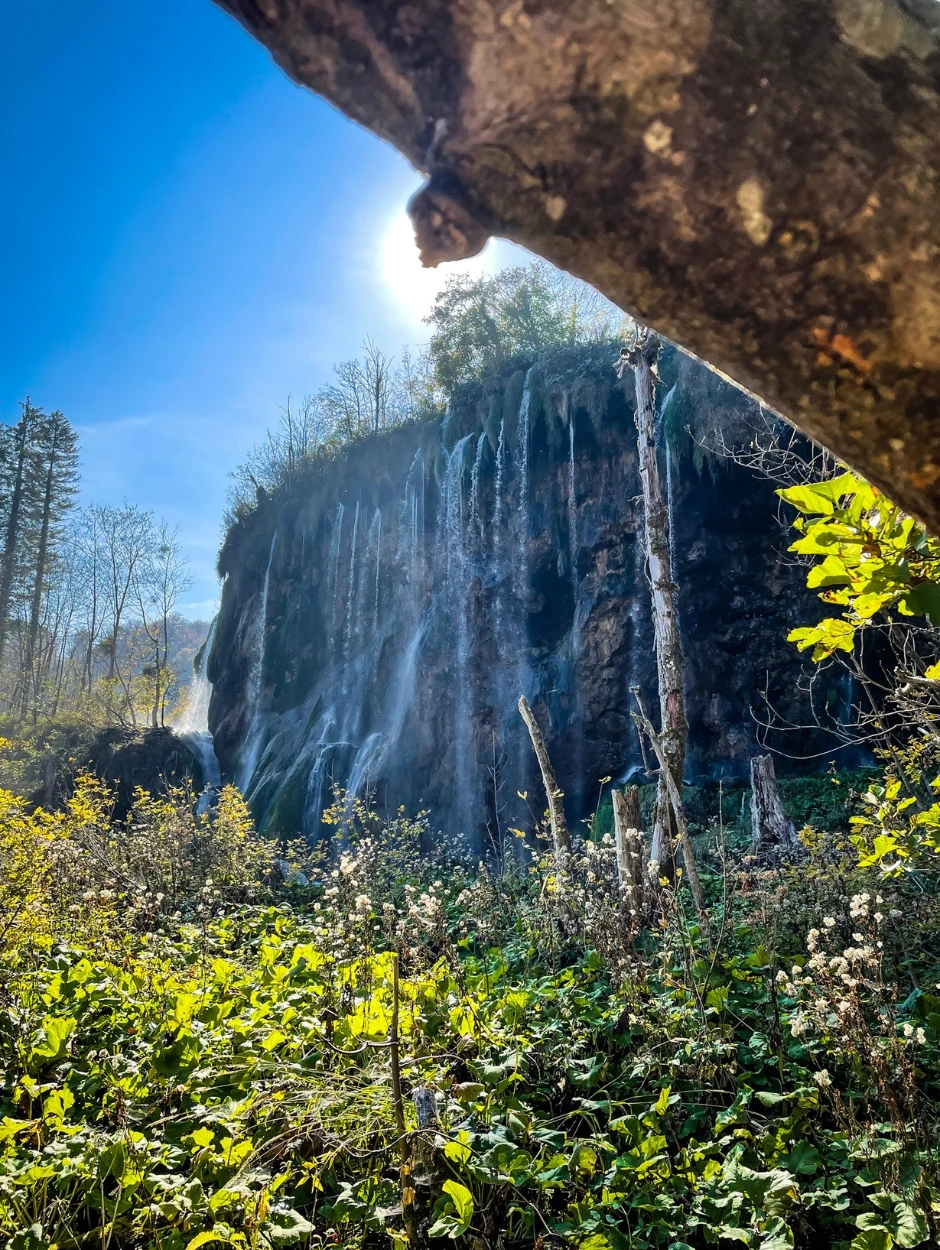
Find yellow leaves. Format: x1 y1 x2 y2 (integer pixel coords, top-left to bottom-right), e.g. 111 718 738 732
780 467 940 661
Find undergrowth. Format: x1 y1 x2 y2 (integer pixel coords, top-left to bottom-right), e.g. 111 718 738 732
1 777 939 1250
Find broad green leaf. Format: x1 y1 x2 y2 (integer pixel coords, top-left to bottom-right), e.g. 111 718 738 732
901 582 940 625
851 1231 894 1250
890 1198 930 1248
780 1141 821 1175
30 1015 76 1066
442 1179 474 1229
443 1131 473 1164
185 1232 231 1250
778 484 835 515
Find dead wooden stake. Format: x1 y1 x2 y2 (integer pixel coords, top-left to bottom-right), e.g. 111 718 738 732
518 695 571 864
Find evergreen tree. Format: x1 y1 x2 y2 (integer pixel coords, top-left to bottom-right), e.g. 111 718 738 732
19 409 79 717
0 400 41 681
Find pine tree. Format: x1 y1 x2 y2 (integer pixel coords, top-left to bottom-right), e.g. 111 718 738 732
0 400 40 682
20 410 79 717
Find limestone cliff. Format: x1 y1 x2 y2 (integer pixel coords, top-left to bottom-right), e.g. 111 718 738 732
209 344 856 847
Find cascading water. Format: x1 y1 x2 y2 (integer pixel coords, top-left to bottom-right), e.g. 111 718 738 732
469 432 487 542
237 532 277 792
344 501 360 658
372 509 382 631
173 616 221 812
445 434 476 833
494 417 506 527
215 344 851 849
516 367 535 594
327 503 345 652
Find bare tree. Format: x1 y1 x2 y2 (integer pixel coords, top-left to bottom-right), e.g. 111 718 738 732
134 523 193 727
100 504 154 689
617 332 689 871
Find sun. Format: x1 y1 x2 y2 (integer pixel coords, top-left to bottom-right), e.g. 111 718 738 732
376 208 501 330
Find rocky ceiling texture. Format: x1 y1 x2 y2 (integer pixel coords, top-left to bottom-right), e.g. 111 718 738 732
214 0 940 527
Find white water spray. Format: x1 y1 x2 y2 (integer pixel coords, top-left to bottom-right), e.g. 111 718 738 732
238 532 278 791
173 617 221 811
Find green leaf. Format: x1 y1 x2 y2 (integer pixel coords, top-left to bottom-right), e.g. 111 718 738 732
851 1231 894 1250
185 1232 232 1250
654 1084 672 1115
30 1015 76 1066
268 1210 316 1243
890 1199 930 1248
901 582 940 625
8 1225 50 1250
442 1179 474 1224
778 484 835 515
443 1131 472 1164
780 1142 821 1175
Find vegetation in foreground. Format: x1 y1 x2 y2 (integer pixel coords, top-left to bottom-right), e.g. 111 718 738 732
1 752 939 1250
3 457 940 1250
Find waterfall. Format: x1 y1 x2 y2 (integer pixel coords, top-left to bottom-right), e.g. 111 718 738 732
372 508 382 631
347 732 384 799
666 439 677 585
469 432 487 542
327 503 345 648
238 532 278 791
360 507 381 636
344 500 360 657
567 410 578 597
567 409 582 747
344 616 428 805
444 435 476 833
516 368 535 590
444 435 473 575
494 417 506 530
173 616 221 812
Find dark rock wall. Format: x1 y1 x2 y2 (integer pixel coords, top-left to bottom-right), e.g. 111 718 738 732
209 344 852 848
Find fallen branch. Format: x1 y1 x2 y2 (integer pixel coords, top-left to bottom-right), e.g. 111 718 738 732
631 690 710 936
518 695 571 865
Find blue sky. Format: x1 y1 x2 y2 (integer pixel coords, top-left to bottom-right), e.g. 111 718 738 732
1 0 521 618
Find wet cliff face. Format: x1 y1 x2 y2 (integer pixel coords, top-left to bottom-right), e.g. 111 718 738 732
209 344 851 849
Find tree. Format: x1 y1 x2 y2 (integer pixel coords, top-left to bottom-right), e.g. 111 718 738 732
134 523 193 727
424 262 621 392
100 504 154 690
619 334 688 870
19 409 79 718
0 400 40 678
215 0 940 530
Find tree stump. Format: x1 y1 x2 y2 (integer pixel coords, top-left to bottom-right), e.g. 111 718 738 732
612 785 647 918
750 755 796 855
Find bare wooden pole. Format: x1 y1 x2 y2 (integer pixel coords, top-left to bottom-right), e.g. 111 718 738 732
632 691 709 935
518 695 571 864
617 334 688 869
750 755 796 855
